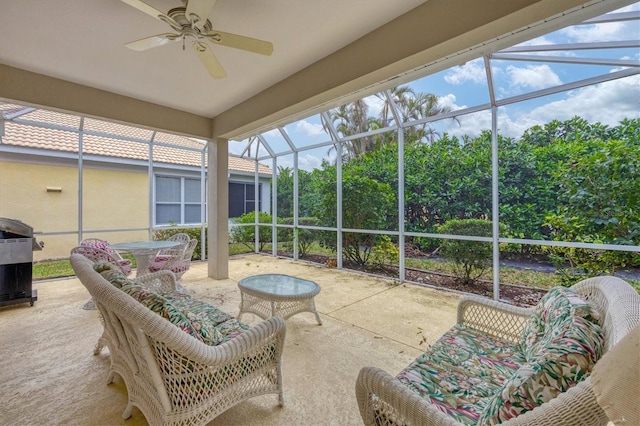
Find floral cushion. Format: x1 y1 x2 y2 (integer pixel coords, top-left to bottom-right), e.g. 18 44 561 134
118 283 249 346
520 286 600 360
167 293 250 346
396 324 525 425
121 283 204 342
149 260 190 275
479 315 604 425
94 261 137 288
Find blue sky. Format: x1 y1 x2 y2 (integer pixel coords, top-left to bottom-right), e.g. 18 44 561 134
231 3 639 171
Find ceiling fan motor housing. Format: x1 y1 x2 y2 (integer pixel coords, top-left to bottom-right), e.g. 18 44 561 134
166 7 213 35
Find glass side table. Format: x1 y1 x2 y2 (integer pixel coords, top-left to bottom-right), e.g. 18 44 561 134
238 274 322 325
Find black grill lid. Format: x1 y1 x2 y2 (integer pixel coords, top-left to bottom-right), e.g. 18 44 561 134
0 217 34 238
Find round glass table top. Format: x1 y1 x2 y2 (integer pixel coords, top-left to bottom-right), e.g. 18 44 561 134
238 274 319 297
109 241 179 252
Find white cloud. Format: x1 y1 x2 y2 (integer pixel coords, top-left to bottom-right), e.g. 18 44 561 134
263 129 280 137
438 93 464 111
273 151 327 172
295 120 325 137
438 74 639 139
506 64 562 90
364 94 385 117
520 74 640 127
561 21 632 43
510 35 577 57
444 59 486 85
298 153 324 171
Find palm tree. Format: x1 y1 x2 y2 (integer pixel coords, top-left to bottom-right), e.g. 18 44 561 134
324 86 459 160
377 86 415 127
379 86 459 144
324 100 380 161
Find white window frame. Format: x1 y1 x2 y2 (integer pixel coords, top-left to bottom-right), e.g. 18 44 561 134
154 174 206 226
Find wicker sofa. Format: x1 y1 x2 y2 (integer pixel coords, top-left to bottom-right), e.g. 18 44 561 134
70 253 287 426
356 276 640 426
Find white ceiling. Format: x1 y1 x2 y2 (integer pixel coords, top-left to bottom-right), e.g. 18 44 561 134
0 0 426 118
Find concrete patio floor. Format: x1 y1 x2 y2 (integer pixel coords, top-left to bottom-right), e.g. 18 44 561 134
0 254 462 426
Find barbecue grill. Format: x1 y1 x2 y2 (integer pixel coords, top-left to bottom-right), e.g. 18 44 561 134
0 218 42 307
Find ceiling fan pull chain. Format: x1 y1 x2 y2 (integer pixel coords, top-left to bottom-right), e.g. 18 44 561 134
182 35 186 51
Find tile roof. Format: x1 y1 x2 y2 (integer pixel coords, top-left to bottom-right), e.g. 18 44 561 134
1 104 272 175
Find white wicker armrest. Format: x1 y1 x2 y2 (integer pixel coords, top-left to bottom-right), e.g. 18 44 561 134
135 270 179 295
356 366 460 426
457 296 533 343
501 378 608 426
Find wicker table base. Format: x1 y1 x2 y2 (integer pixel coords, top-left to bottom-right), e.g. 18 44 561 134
238 274 322 325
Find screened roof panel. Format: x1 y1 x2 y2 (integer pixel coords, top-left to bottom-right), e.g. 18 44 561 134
405 63 491 116
154 132 205 149
15 108 81 129
260 128 292 155
282 114 332 149
496 74 640 133
84 117 153 141
2 121 79 153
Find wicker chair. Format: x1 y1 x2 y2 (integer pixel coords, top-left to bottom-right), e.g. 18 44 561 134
154 233 191 262
70 253 286 426
356 276 640 426
79 238 133 275
71 245 134 310
149 238 198 282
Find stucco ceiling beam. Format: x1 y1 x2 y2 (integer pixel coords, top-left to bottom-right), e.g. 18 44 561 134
0 64 213 140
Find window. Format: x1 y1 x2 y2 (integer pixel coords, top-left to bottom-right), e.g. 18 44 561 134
155 176 205 225
229 182 261 218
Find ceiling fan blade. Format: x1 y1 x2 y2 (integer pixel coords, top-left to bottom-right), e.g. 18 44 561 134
186 0 217 29
193 42 227 79
125 34 180 51
204 30 273 56
121 0 178 27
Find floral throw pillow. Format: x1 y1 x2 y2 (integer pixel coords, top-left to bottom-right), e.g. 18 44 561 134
94 261 137 289
520 286 600 360
480 315 604 425
121 283 204 342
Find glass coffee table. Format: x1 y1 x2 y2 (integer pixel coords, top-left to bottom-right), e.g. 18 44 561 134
238 274 322 325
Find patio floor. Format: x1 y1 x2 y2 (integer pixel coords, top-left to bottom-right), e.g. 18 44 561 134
0 254 462 425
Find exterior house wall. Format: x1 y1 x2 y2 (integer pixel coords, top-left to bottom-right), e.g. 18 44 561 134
0 160 150 260
0 161 79 261
1 158 272 261
82 167 148 230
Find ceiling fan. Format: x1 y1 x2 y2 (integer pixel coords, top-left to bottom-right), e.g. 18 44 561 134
121 0 273 79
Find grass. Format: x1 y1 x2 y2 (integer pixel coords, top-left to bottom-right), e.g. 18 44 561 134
402 258 561 289
33 258 74 280
33 254 136 281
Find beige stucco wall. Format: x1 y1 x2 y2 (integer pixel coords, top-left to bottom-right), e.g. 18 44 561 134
82 168 148 230
0 161 149 260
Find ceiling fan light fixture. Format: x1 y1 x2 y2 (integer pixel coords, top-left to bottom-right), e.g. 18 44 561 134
121 0 273 79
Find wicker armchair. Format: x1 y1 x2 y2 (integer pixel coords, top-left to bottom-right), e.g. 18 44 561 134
70 253 286 426
78 239 133 275
154 233 191 262
356 276 640 426
149 238 198 282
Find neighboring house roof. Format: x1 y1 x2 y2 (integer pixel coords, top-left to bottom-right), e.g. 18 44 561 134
0 104 272 176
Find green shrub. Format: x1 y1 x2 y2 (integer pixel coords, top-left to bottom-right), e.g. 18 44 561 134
229 211 274 251
278 217 319 257
437 219 506 285
370 235 400 267
153 227 205 260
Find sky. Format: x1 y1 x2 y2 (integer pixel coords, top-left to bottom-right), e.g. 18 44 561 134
231 3 640 172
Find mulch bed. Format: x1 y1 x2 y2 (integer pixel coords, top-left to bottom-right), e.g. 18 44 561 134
277 251 547 307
